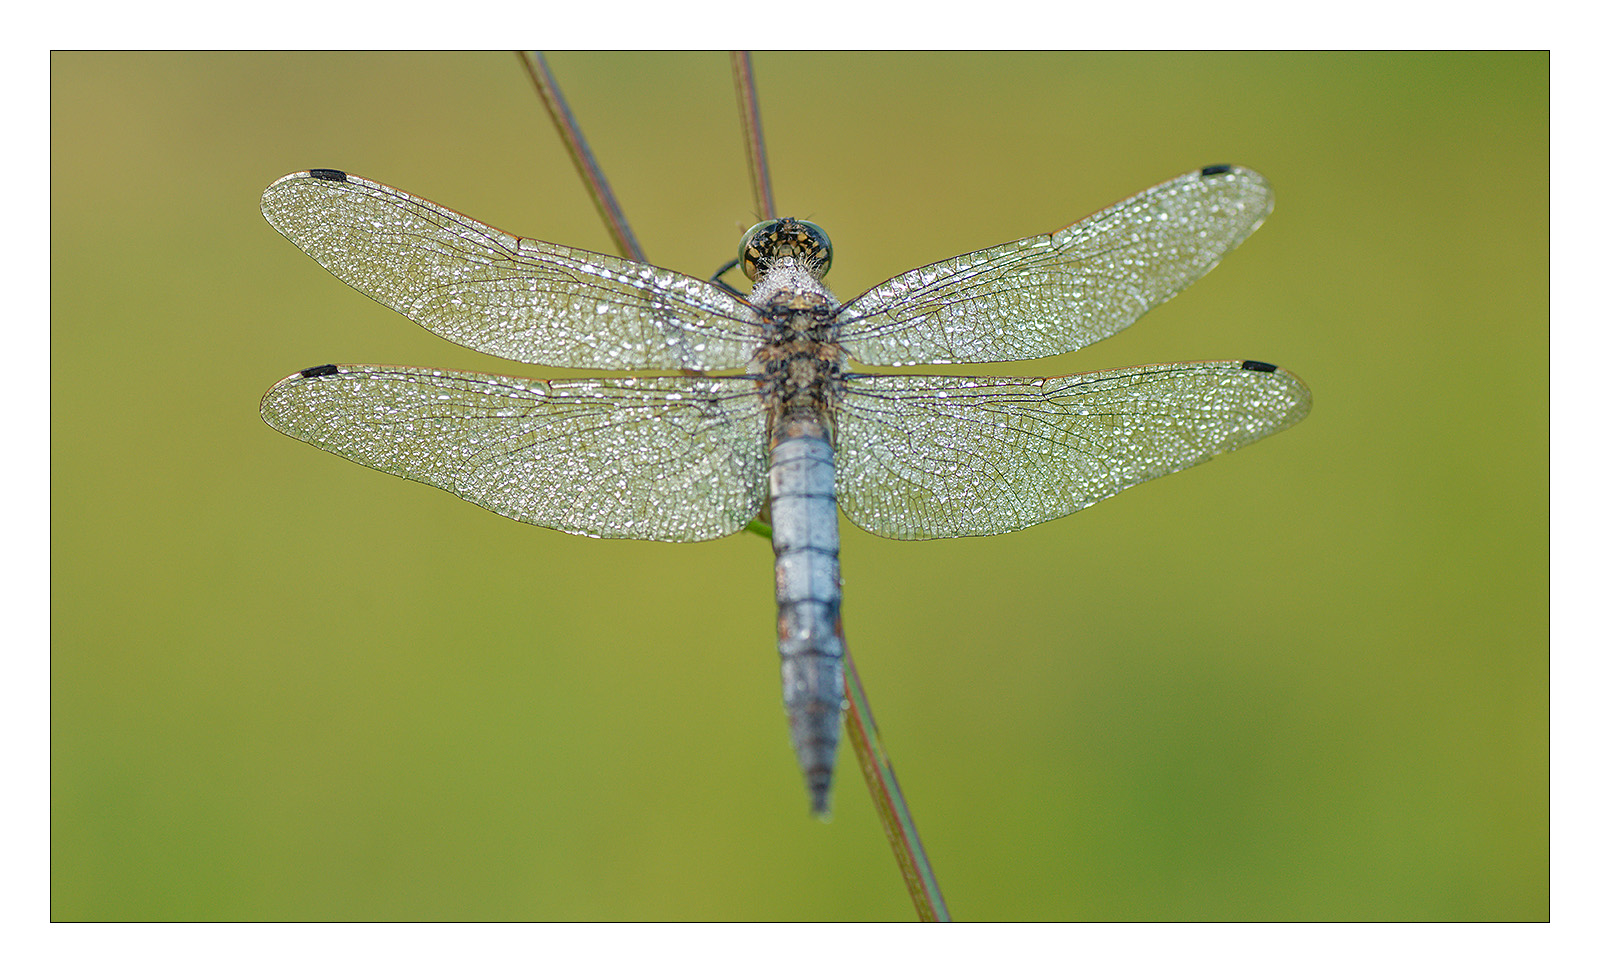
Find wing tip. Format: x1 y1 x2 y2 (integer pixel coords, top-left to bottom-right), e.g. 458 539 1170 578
264 168 350 192
1240 359 1314 423
1194 163 1271 200
259 364 340 413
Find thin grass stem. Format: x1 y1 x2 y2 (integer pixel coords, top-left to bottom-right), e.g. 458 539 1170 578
523 49 950 921
731 49 951 921
841 648 951 921
731 52 777 221
517 51 646 263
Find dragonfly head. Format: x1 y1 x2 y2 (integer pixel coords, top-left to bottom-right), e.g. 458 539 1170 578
738 218 832 282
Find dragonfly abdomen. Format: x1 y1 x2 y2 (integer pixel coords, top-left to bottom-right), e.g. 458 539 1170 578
768 410 845 817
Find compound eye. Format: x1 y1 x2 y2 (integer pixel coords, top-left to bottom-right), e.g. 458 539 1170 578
738 220 779 281
792 220 833 279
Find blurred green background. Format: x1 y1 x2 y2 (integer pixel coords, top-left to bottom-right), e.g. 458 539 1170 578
51 52 1547 920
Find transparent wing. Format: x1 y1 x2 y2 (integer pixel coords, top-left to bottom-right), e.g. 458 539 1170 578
260 365 768 541
261 170 763 371
834 361 1310 539
836 166 1274 366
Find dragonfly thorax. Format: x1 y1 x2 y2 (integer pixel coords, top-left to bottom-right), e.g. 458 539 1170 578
747 251 845 427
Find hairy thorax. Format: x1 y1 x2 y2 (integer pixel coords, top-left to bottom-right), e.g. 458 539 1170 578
749 258 846 435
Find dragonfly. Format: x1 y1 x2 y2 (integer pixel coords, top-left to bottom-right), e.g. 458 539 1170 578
259 164 1311 815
